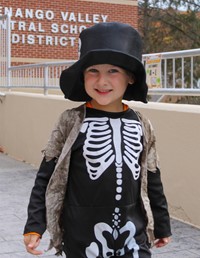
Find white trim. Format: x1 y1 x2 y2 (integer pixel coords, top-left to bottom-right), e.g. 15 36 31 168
79 0 138 6
11 57 65 64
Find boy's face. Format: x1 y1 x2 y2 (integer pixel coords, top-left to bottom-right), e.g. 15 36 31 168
84 64 134 112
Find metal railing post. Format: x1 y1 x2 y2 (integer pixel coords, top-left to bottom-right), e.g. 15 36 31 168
44 65 48 95
6 14 11 90
191 56 194 89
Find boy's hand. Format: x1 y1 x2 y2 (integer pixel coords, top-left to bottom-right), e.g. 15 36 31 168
24 234 43 255
154 237 171 248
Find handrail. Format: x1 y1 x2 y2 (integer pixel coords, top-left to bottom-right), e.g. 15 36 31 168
8 60 76 70
143 48 200 59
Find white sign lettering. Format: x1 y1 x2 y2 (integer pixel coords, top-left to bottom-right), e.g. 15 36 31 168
0 6 108 47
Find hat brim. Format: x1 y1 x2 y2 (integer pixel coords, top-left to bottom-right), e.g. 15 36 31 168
60 50 148 103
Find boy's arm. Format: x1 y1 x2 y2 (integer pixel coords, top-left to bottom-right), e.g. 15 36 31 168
147 168 172 239
144 117 171 241
23 157 56 236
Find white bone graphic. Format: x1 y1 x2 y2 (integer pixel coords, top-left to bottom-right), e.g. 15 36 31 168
81 117 143 182
122 118 143 180
85 242 99 257
85 221 139 258
81 117 115 180
82 116 143 256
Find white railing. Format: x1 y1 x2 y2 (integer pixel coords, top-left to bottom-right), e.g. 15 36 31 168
143 48 200 96
1 45 200 96
8 61 75 94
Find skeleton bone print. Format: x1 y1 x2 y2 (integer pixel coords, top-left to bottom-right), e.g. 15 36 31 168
80 115 143 257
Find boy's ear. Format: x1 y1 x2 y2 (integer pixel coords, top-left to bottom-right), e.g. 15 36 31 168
128 74 135 84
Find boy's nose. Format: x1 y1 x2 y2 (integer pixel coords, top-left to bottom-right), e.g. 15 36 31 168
97 74 108 86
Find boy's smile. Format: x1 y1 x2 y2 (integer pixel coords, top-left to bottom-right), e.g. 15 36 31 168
84 64 134 112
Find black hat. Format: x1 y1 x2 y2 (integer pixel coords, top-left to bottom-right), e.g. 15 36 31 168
60 22 148 103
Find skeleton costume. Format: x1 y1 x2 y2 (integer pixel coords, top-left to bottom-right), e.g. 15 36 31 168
64 105 149 258
24 22 171 257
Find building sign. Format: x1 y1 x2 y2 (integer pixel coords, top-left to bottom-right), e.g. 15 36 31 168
0 6 108 47
145 54 162 88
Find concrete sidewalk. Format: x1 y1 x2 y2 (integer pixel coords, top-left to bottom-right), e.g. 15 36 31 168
0 153 200 258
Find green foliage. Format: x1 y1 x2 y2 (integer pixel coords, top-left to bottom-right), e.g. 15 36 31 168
138 0 200 53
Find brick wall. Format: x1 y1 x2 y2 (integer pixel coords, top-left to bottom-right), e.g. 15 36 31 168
0 0 138 62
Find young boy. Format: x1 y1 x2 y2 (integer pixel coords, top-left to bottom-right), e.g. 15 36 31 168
24 22 171 257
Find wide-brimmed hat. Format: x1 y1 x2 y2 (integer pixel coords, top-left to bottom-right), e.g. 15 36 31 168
60 22 148 103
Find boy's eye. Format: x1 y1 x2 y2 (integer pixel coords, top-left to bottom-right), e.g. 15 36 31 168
109 69 119 73
86 68 98 73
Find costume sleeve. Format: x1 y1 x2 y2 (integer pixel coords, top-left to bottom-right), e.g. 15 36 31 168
23 157 56 236
147 167 172 239
145 118 171 239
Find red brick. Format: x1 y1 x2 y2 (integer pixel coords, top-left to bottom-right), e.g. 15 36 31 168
0 0 138 62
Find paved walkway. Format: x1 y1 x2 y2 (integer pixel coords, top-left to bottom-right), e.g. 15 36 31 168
0 153 200 258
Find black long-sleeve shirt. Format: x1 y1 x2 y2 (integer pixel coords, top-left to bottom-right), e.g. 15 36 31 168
24 159 171 239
